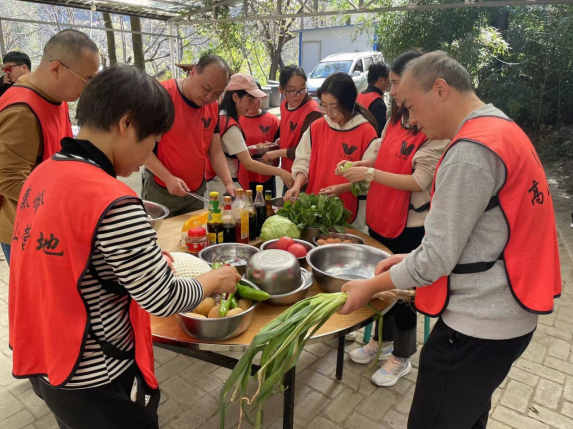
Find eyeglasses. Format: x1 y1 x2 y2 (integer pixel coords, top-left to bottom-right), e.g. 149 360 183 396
285 87 307 97
50 60 88 84
319 103 341 115
2 64 25 73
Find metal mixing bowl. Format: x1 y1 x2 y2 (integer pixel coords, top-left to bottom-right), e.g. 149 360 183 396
177 279 260 341
271 197 284 209
313 233 364 246
267 268 313 305
299 227 343 243
248 142 279 157
198 243 260 275
259 239 315 269
246 249 301 295
306 244 391 293
143 200 169 232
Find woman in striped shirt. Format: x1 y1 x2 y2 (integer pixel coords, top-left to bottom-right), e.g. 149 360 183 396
9 66 240 429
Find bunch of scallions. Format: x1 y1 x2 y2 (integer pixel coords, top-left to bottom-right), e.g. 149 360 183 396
219 292 384 429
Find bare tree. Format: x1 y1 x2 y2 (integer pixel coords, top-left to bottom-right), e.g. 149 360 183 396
103 12 117 67
130 16 145 71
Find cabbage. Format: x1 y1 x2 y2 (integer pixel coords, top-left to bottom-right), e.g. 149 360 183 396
259 216 301 242
339 162 371 197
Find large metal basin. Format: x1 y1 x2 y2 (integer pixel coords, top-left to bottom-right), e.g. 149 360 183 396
259 239 315 269
267 268 313 305
306 244 391 293
246 249 301 295
177 279 260 341
143 200 169 232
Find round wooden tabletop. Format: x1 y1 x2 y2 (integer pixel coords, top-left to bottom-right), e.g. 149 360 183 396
151 211 394 351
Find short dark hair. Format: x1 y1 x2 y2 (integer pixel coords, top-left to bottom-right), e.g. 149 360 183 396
44 29 98 62
76 65 174 140
3 51 31 71
279 65 307 88
367 62 389 85
390 49 424 77
317 72 377 129
405 51 474 93
196 54 231 78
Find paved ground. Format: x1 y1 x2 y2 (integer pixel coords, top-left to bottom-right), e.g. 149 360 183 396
0 169 572 429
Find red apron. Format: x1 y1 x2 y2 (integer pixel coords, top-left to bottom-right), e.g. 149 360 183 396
367 120 427 239
0 86 72 161
357 91 382 110
306 118 377 223
9 158 157 389
155 79 218 192
239 112 280 184
279 98 321 173
415 116 561 317
205 116 250 191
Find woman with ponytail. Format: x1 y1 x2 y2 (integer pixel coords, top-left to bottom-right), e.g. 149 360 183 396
284 72 378 230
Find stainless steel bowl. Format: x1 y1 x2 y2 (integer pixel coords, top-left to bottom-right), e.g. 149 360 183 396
306 244 391 293
246 249 301 295
143 200 169 232
313 232 364 246
271 197 284 209
198 243 260 275
299 227 343 243
177 280 260 341
260 239 315 269
267 268 313 305
248 142 279 157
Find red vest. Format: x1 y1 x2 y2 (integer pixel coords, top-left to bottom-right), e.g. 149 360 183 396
239 112 280 184
9 158 157 389
205 116 250 191
367 120 428 238
0 86 72 161
306 118 377 222
357 91 382 110
279 98 322 173
155 79 218 192
415 116 561 317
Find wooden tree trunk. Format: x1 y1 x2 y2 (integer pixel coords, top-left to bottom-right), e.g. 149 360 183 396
130 16 145 72
102 12 117 67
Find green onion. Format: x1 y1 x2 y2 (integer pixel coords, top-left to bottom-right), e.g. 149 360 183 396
219 293 350 429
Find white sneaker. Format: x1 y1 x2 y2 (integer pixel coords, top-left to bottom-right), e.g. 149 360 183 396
349 340 393 364
371 355 412 387
345 331 357 341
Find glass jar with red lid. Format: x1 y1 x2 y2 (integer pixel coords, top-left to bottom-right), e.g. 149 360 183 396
185 227 208 256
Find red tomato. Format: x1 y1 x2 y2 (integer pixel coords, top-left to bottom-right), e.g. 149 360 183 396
277 237 295 251
287 243 307 258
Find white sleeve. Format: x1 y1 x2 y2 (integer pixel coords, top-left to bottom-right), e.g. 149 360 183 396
291 127 312 181
221 125 248 156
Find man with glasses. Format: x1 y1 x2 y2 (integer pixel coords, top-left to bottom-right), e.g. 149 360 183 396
0 51 32 98
0 29 99 265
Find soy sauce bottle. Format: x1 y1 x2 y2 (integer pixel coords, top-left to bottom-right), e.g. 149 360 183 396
222 196 236 243
207 192 223 245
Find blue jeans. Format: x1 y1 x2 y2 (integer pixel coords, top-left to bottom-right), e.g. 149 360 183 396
1 243 10 266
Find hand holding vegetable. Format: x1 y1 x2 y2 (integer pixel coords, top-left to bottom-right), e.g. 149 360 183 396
342 166 369 184
374 254 408 276
283 186 300 202
338 278 377 315
196 266 241 296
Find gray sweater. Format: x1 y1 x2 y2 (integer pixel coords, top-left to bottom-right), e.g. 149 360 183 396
390 104 538 340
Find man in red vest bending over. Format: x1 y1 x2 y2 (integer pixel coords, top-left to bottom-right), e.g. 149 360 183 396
339 51 561 429
142 54 236 217
0 30 100 265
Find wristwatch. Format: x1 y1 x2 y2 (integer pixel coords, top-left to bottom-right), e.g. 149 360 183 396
364 168 375 184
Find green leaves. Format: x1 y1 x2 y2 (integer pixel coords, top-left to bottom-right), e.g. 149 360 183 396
276 193 351 231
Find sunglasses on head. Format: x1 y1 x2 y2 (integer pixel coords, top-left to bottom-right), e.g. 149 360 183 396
2 64 25 73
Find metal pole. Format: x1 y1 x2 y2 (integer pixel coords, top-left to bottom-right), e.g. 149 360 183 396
0 19 6 58
175 24 181 78
169 25 176 79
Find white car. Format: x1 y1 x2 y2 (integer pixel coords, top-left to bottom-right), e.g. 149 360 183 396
307 51 385 97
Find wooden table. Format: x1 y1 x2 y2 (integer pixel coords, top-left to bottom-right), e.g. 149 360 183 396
151 211 395 428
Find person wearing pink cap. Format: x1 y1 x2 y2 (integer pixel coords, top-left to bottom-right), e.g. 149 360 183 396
205 73 294 196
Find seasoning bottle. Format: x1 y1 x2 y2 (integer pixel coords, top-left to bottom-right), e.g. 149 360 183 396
232 189 249 244
265 190 274 219
222 196 236 243
246 190 257 241
207 192 223 245
254 185 265 238
185 227 208 256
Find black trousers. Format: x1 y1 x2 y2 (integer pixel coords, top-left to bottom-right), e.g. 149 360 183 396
370 226 424 358
250 176 276 199
30 364 160 429
408 318 534 429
